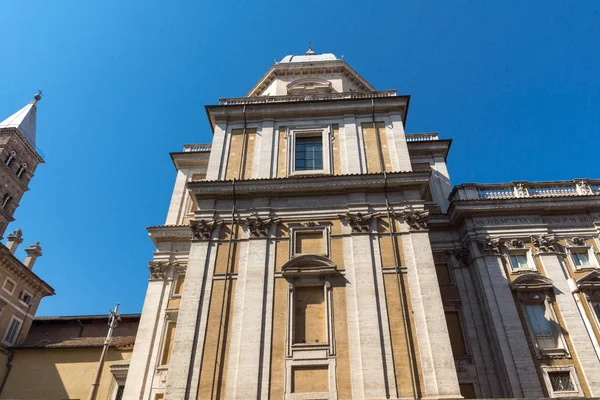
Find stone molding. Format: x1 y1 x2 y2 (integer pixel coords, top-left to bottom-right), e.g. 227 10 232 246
189 219 220 241
400 209 429 231
565 236 588 247
510 273 554 292
338 212 380 233
530 235 559 254
242 216 279 238
148 261 174 281
477 236 503 255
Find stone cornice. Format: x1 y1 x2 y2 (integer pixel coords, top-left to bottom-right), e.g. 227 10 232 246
0 127 44 163
147 224 192 245
188 171 430 200
204 95 409 131
0 244 54 297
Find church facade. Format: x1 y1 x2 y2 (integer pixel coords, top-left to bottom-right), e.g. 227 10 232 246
123 50 600 399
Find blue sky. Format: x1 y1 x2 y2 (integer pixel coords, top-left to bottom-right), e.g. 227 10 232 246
1 1 599 316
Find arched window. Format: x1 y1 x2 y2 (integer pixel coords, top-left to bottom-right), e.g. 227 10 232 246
0 193 12 209
4 151 16 167
16 163 26 178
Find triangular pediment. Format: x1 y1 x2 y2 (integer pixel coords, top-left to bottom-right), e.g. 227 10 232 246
577 270 600 289
246 52 376 97
511 273 554 291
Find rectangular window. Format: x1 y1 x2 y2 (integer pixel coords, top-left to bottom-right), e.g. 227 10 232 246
160 322 176 366
173 275 185 296
294 286 326 344
445 311 468 357
295 136 323 171
509 254 529 270
3 317 22 346
548 371 575 392
2 279 15 295
19 290 32 305
592 301 600 322
571 251 590 267
525 304 552 336
295 231 324 255
435 263 452 285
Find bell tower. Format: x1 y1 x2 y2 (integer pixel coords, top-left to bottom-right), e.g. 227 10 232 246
0 94 45 238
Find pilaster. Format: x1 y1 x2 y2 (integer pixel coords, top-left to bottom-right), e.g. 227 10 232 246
165 168 189 225
225 224 275 399
341 115 363 174
165 234 218 399
402 231 461 398
123 275 168 400
343 230 397 399
206 122 227 180
255 118 275 179
471 242 543 397
538 252 600 395
388 112 411 172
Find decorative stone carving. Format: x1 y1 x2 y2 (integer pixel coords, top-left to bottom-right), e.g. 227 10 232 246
148 261 169 280
302 221 318 227
531 235 558 253
566 237 587 247
504 239 525 249
339 212 380 233
453 247 471 267
575 180 593 195
400 209 429 231
243 217 278 238
513 182 530 198
477 236 503 255
190 219 220 240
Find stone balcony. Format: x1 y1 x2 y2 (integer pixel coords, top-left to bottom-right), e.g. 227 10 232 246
406 132 438 142
182 144 211 152
450 179 600 201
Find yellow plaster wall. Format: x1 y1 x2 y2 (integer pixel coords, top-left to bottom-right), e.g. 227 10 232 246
1 347 132 400
269 278 287 398
225 128 256 180
383 273 425 397
198 279 236 399
331 276 352 398
292 365 329 393
361 122 392 173
277 127 287 178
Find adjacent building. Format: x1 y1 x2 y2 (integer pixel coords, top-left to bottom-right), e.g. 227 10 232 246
121 49 600 399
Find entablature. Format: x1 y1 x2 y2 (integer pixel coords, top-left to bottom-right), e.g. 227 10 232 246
187 170 431 200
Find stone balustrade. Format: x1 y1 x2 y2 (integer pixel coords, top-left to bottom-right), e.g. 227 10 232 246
406 133 439 142
183 144 211 152
450 179 600 201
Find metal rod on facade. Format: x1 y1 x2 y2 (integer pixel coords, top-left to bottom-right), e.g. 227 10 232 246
88 303 120 400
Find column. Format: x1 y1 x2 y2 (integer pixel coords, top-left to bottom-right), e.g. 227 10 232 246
165 237 217 399
539 253 600 395
402 231 461 398
122 276 168 400
344 232 397 399
470 242 542 397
